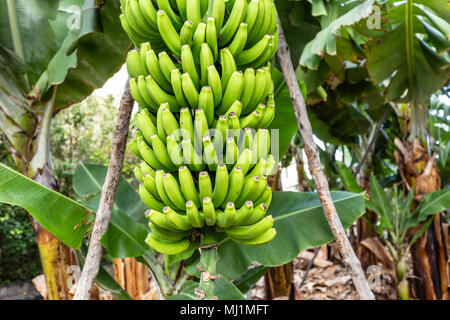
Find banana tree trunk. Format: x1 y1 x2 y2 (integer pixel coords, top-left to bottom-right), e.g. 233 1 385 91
4 91 77 300
395 138 448 300
114 258 150 300
264 166 298 299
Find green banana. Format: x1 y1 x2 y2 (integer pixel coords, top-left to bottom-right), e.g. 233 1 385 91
158 51 177 82
157 0 183 30
186 0 201 29
135 109 157 144
226 215 273 240
160 200 190 229
129 78 148 109
181 44 200 90
232 228 276 246
210 0 225 32
233 201 254 226
145 49 173 93
180 20 194 46
254 185 272 207
157 104 168 143
219 0 247 45
146 233 191 255
139 42 151 73
138 141 166 170
146 209 177 231
179 108 195 141
194 108 209 145
252 128 271 162
120 14 146 46
150 134 177 170
186 200 205 228
228 22 248 56
199 171 213 201
225 137 239 169
202 136 218 171
228 112 241 132
139 183 165 211
134 167 144 182
214 115 228 150
178 166 201 207
220 48 237 91
182 138 205 171
259 102 275 128
145 75 179 112
138 75 159 111
143 173 162 201
200 43 214 86
236 34 271 66
235 175 259 208
223 202 236 228
181 72 199 108
224 166 244 204
157 10 181 56
206 17 218 61
155 170 179 210
225 100 243 118
216 71 243 114
246 68 266 113
241 68 256 112
139 0 158 29
171 68 189 107
198 86 215 126
202 197 216 226
234 148 253 175
240 110 261 128
211 164 229 207
242 203 268 225
129 137 143 159
207 65 222 107
149 222 188 242
192 22 206 62
248 174 267 202
140 161 156 177
126 50 146 77
244 0 259 36
176 0 187 21
161 107 181 139
163 173 187 209
166 135 184 166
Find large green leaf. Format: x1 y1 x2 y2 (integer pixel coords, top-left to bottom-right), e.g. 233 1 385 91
417 188 450 220
0 163 88 248
216 190 366 279
365 1 450 104
73 163 150 258
299 0 375 70
0 0 130 107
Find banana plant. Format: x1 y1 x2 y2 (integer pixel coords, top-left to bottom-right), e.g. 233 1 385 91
360 0 450 299
366 174 450 300
71 163 367 299
0 0 131 299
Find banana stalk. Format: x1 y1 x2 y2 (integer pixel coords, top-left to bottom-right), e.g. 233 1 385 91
196 227 218 300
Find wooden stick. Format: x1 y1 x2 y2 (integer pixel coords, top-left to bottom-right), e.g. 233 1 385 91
74 79 134 300
276 17 375 300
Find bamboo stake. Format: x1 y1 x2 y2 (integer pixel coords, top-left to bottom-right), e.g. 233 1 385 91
276 17 375 300
74 79 134 300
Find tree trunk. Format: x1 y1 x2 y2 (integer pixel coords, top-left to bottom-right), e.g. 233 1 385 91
114 258 150 300
31 165 78 300
264 166 299 300
395 138 448 300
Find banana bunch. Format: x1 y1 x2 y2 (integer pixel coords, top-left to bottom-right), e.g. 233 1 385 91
126 43 275 118
144 198 275 255
121 0 280 254
120 0 278 68
130 105 276 172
